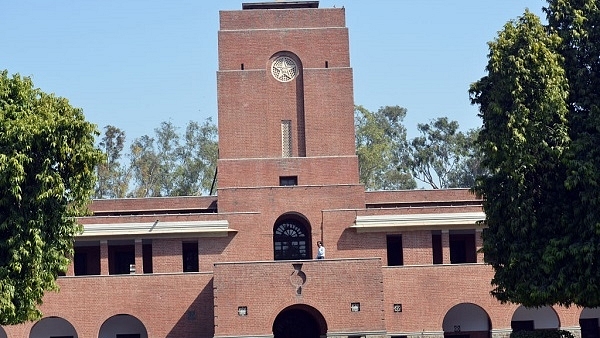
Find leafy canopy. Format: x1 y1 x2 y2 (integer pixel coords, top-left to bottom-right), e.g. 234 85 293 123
470 2 600 307
0 70 103 324
354 105 416 190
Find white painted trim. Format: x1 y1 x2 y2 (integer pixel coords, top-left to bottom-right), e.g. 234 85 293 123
78 220 234 238
352 212 486 232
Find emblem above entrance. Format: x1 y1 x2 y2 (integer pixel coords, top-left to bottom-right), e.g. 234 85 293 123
271 56 299 82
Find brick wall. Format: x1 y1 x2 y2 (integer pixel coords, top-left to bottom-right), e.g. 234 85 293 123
213 258 385 337
2 274 215 338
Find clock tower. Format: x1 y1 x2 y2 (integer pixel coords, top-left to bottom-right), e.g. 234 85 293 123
216 1 363 212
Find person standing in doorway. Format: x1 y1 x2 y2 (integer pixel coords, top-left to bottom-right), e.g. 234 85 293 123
316 241 325 259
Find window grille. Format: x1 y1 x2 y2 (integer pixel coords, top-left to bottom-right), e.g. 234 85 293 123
282 120 292 157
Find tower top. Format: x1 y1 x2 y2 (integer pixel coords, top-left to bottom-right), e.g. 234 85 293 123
242 1 319 10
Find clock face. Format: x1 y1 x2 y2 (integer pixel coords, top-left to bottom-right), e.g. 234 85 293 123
271 56 298 82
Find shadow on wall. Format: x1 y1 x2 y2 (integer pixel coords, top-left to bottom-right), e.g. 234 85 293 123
337 228 386 251
166 279 215 338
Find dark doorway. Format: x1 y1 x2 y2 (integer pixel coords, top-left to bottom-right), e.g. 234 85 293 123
273 308 321 338
581 318 600 338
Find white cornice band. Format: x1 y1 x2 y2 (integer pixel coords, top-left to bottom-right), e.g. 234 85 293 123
352 212 486 232
78 220 234 239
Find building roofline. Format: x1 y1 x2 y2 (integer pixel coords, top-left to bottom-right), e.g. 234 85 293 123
242 1 319 10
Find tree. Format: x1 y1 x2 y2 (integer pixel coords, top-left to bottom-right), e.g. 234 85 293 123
407 117 480 189
172 118 218 196
470 10 577 307
446 128 484 188
128 119 218 197
0 70 103 324
129 135 162 197
95 125 130 199
355 105 416 190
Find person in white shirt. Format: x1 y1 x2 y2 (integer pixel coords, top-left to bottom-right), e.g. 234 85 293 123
316 241 325 259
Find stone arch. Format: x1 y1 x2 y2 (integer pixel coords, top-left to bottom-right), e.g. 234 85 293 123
273 212 312 260
30 316 78 338
442 303 491 338
98 314 148 338
511 305 559 331
273 304 327 338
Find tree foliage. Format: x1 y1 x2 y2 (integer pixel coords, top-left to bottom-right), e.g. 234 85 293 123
355 105 416 190
95 125 129 198
407 117 481 189
0 70 103 324
128 119 218 197
469 5 600 307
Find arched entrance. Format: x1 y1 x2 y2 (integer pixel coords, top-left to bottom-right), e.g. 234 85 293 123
30 316 78 338
98 314 148 338
580 308 600 338
511 305 559 331
443 303 491 338
273 305 327 338
0 326 7 338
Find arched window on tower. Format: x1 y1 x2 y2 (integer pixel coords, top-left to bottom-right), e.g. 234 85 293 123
273 219 310 260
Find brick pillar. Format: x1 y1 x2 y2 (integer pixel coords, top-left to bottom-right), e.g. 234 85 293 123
442 230 451 264
100 240 109 275
476 229 484 263
135 239 143 274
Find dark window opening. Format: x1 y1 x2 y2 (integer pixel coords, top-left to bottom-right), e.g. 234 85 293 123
241 63 244 70
449 232 476 264
109 243 135 275
325 61 329 68
280 176 298 186
143 242 153 274
511 320 534 332
182 241 199 272
432 231 442 264
74 243 101 276
386 235 403 266
274 220 309 260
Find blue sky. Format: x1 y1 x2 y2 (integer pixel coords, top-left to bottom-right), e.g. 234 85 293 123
2 1 546 142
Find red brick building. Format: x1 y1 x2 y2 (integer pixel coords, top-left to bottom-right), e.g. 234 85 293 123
1 1 597 338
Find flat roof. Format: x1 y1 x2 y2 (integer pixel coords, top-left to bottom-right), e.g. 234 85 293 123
242 1 319 10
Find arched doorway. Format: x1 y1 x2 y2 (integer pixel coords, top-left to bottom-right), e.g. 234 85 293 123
273 213 312 260
30 316 78 338
98 314 148 338
273 305 326 338
580 308 600 338
443 303 491 338
0 326 7 338
511 305 559 331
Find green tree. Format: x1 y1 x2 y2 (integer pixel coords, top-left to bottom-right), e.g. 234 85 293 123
95 125 129 198
172 119 218 196
546 0 600 307
446 128 484 188
407 117 479 189
0 70 103 324
129 119 218 197
355 105 416 190
129 135 162 197
470 10 574 306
